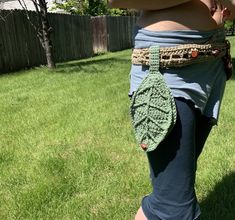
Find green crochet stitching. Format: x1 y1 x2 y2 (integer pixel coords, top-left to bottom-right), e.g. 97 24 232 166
130 45 177 152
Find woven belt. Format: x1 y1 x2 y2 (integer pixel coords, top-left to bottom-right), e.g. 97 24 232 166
132 41 229 68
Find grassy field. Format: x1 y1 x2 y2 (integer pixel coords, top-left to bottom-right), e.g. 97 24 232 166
0 38 235 220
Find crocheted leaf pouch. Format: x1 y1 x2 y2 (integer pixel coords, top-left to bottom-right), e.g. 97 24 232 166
130 46 177 152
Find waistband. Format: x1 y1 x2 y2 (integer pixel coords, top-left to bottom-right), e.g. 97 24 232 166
133 26 226 48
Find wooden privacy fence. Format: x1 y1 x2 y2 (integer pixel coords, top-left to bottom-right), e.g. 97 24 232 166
91 16 136 53
0 10 137 73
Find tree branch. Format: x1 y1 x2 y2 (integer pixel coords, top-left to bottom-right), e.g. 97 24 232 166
0 14 6 22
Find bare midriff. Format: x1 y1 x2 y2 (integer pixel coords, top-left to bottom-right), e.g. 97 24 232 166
137 0 221 31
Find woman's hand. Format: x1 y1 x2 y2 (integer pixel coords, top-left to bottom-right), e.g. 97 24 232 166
200 0 235 25
219 0 235 19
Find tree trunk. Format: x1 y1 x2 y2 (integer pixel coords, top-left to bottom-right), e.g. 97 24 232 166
43 27 55 69
39 0 56 69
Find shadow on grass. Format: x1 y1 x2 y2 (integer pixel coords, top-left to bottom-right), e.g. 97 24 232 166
55 57 235 77
229 58 235 80
0 54 131 77
54 57 130 74
200 172 235 220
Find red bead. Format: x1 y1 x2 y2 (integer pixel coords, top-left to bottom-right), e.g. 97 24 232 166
191 50 199 58
140 143 148 150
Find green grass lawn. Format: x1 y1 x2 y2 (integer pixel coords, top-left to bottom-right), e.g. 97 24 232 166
0 38 235 220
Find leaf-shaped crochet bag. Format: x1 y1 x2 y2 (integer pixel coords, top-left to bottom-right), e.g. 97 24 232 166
130 46 177 152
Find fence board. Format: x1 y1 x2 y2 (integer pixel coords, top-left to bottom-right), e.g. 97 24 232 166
0 10 137 73
0 12 6 70
107 16 136 52
92 16 108 53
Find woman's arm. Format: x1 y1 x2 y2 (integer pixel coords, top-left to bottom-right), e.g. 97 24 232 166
108 0 192 10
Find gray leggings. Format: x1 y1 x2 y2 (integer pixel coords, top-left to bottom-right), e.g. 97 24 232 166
141 98 213 220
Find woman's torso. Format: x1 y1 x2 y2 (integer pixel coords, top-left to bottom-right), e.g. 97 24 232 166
131 0 227 121
137 0 221 31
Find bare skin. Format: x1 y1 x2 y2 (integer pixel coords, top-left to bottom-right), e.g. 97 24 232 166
109 0 235 31
108 1 235 219
137 0 226 31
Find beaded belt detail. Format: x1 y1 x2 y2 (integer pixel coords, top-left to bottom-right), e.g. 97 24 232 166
132 41 229 68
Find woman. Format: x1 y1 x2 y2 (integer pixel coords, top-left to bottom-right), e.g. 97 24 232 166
109 1 234 220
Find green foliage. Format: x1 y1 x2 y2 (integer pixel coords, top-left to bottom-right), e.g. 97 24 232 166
51 0 132 16
52 0 89 15
87 0 108 16
224 20 233 32
107 8 131 16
